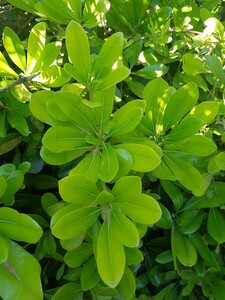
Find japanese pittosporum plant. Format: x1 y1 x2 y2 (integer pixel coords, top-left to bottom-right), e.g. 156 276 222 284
1 0 225 299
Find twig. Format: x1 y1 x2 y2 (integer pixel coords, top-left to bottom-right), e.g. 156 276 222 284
0 72 41 93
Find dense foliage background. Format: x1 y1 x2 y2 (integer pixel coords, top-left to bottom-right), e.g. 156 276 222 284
0 0 225 299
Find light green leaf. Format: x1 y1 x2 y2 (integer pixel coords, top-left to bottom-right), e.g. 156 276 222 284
7 111 30 136
64 242 93 268
111 210 139 247
207 208 225 243
143 77 170 134
3 27 26 72
163 83 199 131
134 63 169 79
156 203 173 229
0 235 9 264
54 91 97 135
59 174 99 205
99 143 119 182
11 84 31 102
36 65 70 87
41 145 89 165
66 21 90 85
182 53 209 75
51 205 100 239
117 267 136 299
0 174 7 198
114 149 133 179
52 283 83 300
26 22 46 74
125 247 143 266
96 66 130 90
96 191 114 205
0 207 43 243
81 257 100 291
119 193 162 225
42 126 87 153
112 176 142 203
205 55 225 84
119 143 161 172
97 219 125 288
177 210 203 234
95 32 124 79
70 151 101 183
0 240 42 300
0 51 18 77
171 227 197 268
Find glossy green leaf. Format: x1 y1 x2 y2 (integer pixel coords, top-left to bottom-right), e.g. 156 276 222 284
210 278 225 300
119 143 161 172
51 205 100 239
143 77 170 134
0 51 18 77
98 143 119 182
125 34 143 69
42 126 87 153
156 250 173 264
160 180 183 212
112 176 142 202
0 207 43 243
207 208 225 243
64 242 93 268
97 219 125 288
54 92 97 135
37 65 70 87
111 210 139 247
96 191 114 205
3 27 26 72
114 149 133 179
188 232 219 269
163 83 199 131
26 22 46 74
66 21 90 85
177 210 203 234
0 235 9 264
119 193 161 225
81 257 100 291
134 64 169 79
0 240 42 300
171 227 197 268
7 111 29 136
205 55 225 84
96 66 130 90
182 53 210 75
70 151 101 183
11 83 31 102
0 174 7 198
117 267 136 299
95 32 124 79
156 203 173 229
125 247 143 265
52 283 83 300
59 174 99 205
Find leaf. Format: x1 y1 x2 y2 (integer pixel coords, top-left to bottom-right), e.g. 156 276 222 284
116 267 136 299
160 180 183 212
95 32 124 79
59 174 99 205
114 149 133 179
97 219 125 288
156 203 173 229
0 240 42 300
7 111 30 136
51 205 100 239
188 232 220 270
96 66 130 90
0 174 7 198
134 63 169 79
171 227 197 268
177 210 203 234
119 143 161 172
125 247 143 265
207 208 225 243
64 242 93 268
54 91 97 135
66 21 90 85
0 235 9 264
26 22 46 74
81 257 100 291
110 210 139 247
3 27 26 72
42 126 87 153
163 83 199 131
96 191 114 205
112 176 142 203
70 151 101 183
182 53 209 75
98 143 119 182
52 283 83 300
143 77 170 134
0 51 18 77
205 55 225 84
0 207 43 243
119 193 162 225
36 65 70 87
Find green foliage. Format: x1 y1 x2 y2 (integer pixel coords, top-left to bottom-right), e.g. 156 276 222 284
1 0 225 299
